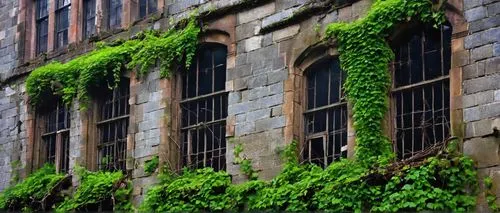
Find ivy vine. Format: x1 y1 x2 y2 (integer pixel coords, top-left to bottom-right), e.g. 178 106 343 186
325 0 445 164
26 19 200 108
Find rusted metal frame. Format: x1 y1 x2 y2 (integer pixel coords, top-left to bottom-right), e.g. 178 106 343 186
391 75 450 93
96 114 129 125
304 102 347 115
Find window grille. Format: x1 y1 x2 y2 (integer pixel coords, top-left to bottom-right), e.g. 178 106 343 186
139 0 157 18
40 100 71 173
55 0 71 49
36 0 48 54
97 79 130 171
181 44 228 171
391 23 452 159
303 58 348 168
83 0 96 39
108 0 122 29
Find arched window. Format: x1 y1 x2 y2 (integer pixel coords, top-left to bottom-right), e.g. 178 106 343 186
181 43 228 171
304 58 347 167
391 23 452 159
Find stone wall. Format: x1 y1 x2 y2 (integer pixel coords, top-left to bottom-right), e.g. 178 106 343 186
461 0 500 210
0 0 22 190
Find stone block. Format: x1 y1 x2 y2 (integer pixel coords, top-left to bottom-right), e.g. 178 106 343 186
466 119 495 138
237 2 275 24
228 101 257 116
248 74 268 89
464 0 483 10
229 64 252 80
464 137 500 168
488 2 500 15
243 36 262 52
465 6 487 22
462 90 494 108
261 7 299 29
255 116 285 132
485 57 500 74
464 74 500 94
235 122 255 136
452 50 469 67
495 89 500 101
267 68 288 84
271 106 282 117
235 20 261 41
471 44 493 62
228 92 241 104
247 108 271 122
272 25 300 42
246 87 268 101
168 0 200 14
464 106 481 122
495 43 500 57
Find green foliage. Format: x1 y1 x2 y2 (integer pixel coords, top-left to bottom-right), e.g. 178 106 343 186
128 19 200 78
232 142 259 180
0 164 65 211
55 166 132 212
141 141 477 212
26 19 200 108
325 0 445 165
144 156 159 175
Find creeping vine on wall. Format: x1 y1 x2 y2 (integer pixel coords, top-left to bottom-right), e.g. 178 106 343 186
325 0 446 165
26 19 200 108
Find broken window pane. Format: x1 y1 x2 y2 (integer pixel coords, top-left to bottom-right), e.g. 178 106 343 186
304 58 348 167
97 79 130 171
181 43 228 171
392 23 452 160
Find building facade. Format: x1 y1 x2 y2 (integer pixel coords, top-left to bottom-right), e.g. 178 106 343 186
0 0 498 206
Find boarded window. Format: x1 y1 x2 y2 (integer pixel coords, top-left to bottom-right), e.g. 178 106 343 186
108 0 122 29
36 0 49 54
303 58 348 168
391 23 452 159
181 43 228 171
39 100 71 173
55 0 71 49
97 79 130 171
83 0 96 39
139 0 157 18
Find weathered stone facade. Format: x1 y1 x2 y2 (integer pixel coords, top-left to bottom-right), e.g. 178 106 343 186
0 0 498 208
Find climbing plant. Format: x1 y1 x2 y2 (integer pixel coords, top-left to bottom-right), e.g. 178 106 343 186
325 0 445 165
0 164 65 211
26 18 200 108
55 166 132 212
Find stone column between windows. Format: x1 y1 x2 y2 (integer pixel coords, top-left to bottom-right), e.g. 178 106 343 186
47 0 56 52
95 0 104 33
122 0 133 29
69 0 81 43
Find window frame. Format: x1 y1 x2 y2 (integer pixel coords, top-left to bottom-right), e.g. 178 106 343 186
389 23 453 160
107 0 123 30
138 0 157 19
180 43 228 172
83 0 97 39
54 0 71 49
37 100 71 173
302 57 349 168
95 78 130 172
35 0 49 55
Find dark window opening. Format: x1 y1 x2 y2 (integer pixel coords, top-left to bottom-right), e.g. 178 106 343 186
181 43 228 172
303 58 348 168
40 100 71 173
83 0 96 39
139 0 157 19
392 23 452 160
36 0 49 54
108 0 122 29
97 79 130 172
55 0 71 49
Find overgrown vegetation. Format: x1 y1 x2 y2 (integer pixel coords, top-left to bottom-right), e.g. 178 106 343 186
26 19 200 107
0 164 65 211
56 166 132 212
325 0 445 165
0 165 131 212
139 140 477 212
144 156 160 175
13 0 481 212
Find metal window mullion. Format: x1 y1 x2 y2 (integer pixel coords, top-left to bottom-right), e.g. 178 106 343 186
420 31 426 150
324 110 329 166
